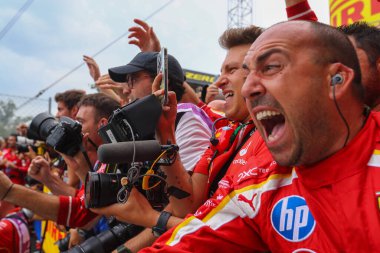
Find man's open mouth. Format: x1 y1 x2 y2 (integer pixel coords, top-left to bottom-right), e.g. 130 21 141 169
255 110 286 142
224 92 233 99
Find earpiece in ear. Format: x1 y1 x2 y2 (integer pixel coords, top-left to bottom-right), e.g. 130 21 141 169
331 74 343 86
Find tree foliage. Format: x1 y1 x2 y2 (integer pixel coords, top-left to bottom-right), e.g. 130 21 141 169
0 100 32 137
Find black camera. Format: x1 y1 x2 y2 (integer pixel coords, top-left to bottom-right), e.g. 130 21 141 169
98 94 162 143
16 144 38 153
85 163 168 209
57 233 71 252
63 223 144 253
85 172 126 208
27 112 83 156
15 136 38 153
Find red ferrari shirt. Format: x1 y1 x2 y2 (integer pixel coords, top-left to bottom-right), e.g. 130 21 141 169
143 112 380 252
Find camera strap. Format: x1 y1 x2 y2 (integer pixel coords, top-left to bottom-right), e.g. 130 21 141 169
79 144 94 172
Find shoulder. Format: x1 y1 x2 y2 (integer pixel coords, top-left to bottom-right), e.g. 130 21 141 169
177 103 213 130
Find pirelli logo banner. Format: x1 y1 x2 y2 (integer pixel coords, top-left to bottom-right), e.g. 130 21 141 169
330 0 380 26
183 69 217 86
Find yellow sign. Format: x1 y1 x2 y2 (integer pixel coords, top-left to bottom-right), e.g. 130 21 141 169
330 0 380 26
41 186 66 253
183 69 217 86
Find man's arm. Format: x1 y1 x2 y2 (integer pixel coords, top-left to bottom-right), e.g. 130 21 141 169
285 0 318 21
0 171 60 221
180 81 202 105
28 156 76 196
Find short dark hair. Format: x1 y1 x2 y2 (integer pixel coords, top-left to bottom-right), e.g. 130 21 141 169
9 133 18 139
338 22 380 65
308 21 364 101
77 93 120 121
55 89 86 110
219 25 264 49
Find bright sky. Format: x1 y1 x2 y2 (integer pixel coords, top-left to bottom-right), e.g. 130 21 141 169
0 0 330 114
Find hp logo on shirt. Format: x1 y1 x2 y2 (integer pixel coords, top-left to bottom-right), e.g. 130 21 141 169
271 195 316 242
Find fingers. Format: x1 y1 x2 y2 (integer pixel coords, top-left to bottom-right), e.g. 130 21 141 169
83 55 94 64
133 18 150 31
128 29 146 38
162 91 177 111
95 74 122 90
128 39 140 47
152 73 163 93
28 156 47 176
167 91 177 106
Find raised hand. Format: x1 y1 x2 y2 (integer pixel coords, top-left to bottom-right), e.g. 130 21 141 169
152 73 178 144
95 74 128 104
205 83 220 104
83 55 101 81
28 156 52 184
128 19 161 52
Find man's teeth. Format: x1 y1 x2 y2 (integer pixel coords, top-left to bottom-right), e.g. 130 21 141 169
225 92 233 99
255 110 281 121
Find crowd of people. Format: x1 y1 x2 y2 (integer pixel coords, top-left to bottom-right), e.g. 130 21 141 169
1 0 380 252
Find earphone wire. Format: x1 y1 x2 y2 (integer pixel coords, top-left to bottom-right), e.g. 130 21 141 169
332 84 350 147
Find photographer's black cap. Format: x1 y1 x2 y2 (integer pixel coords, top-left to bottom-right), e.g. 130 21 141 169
108 51 185 84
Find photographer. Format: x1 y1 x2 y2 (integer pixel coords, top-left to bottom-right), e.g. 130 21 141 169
107 51 212 174
55 89 86 120
54 89 86 189
0 93 119 231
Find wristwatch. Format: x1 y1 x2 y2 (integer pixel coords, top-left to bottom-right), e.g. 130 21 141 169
152 211 172 237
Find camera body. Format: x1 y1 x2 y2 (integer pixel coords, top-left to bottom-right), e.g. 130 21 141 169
28 113 83 156
86 94 167 208
85 163 168 209
98 94 161 144
15 136 37 153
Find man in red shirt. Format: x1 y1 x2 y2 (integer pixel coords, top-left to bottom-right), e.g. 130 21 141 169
0 134 30 186
0 93 120 229
0 200 30 253
141 20 380 253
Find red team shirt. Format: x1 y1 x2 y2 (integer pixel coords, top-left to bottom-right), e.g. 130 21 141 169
142 112 380 252
0 209 30 253
1 149 30 185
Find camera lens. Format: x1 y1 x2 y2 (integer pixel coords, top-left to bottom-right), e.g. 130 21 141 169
27 112 58 141
85 173 127 208
63 224 143 253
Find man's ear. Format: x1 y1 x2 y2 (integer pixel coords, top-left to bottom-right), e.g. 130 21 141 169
70 105 79 118
376 57 380 74
97 118 108 129
327 63 355 100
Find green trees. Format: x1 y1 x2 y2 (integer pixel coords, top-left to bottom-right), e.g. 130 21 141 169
0 100 31 137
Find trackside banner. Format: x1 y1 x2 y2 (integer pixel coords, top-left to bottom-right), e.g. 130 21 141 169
330 0 380 26
183 69 217 86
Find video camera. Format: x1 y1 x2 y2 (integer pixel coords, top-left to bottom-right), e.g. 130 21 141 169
27 113 83 156
85 94 175 209
98 94 162 143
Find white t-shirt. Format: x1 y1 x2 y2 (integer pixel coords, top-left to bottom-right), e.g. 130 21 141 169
175 103 212 172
